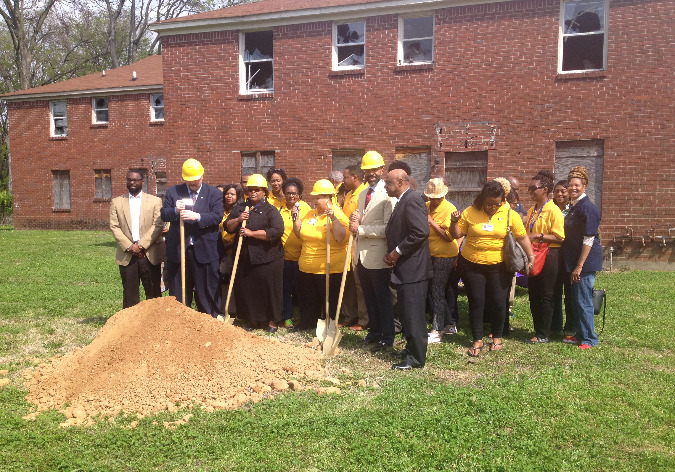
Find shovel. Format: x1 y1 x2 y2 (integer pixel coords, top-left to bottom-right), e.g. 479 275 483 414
180 217 187 305
322 232 353 356
316 216 331 343
222 205 249 324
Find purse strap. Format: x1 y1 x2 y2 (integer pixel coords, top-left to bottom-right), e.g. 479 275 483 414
506 208 511 232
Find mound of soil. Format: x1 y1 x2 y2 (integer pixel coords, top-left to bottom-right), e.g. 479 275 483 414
23 297 325 426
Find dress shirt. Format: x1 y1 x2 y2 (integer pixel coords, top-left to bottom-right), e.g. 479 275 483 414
129 191 142 243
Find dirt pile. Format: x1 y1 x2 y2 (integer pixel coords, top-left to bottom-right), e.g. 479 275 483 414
23 297 325 427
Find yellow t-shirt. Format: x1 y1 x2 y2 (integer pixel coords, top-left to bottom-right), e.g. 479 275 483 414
427 200 459 258
458 203 527 265
267 193 284 211
279 200 312 261
298 207 350 274
219 208 235 248
342 182 368 220
526 199 565 248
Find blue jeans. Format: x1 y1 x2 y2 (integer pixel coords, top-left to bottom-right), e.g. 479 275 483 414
569 271 598 346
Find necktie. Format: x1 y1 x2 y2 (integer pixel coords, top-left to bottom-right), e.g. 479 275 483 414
191 192 197 205
364 188 373 209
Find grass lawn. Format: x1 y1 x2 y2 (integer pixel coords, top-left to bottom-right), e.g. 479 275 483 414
0 229 673 471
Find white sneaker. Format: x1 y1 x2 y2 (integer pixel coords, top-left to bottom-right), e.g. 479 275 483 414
427 332 442 344
442 324 457 335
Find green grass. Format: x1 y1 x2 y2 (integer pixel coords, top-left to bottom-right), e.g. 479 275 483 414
0 230 673 471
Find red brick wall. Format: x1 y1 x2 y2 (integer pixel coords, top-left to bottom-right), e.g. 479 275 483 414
9 94 165 229
159 0 673 262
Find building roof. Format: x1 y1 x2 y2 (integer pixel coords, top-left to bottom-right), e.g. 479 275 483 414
151 0 460 34
2 55 163 101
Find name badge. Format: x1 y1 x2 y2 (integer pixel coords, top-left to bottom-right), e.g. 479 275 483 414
482 223 494 232
308 218 317 225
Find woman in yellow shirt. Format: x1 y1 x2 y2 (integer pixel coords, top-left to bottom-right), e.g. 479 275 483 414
292 179 349 331
450 178 535 356
266 168 287 210
526 170 565 344
279 177 312 329
424 179 460 344
218 184 244 313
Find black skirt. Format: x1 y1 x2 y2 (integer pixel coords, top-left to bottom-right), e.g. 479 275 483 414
234 255 283 323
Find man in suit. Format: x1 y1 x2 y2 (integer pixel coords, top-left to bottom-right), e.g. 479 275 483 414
348 151 396 352
110 170 166 309
384 169 433 370
161 158 224 317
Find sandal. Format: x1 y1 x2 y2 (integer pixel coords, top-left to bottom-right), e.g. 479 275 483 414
490 340 503 352
467 341 483 357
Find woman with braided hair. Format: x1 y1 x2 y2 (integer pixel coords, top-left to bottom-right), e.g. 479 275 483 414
562 166 602 349
450 178 535 356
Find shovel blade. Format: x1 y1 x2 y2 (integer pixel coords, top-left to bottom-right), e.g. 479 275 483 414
316 319 327 343
322 319 339 356
323 328 343 357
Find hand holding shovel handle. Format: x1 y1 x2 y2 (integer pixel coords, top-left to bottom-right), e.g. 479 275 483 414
224 206 249 323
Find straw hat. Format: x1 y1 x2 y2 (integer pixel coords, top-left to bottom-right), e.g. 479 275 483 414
424 178 448 198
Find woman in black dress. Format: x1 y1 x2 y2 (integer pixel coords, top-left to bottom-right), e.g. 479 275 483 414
225 174 285 332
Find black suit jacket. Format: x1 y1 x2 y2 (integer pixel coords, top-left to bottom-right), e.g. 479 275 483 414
385 189 432 284
161 183 224 265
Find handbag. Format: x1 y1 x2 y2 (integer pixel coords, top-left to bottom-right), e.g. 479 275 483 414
502 209 529 275
592 288 606 335
529 242 549 277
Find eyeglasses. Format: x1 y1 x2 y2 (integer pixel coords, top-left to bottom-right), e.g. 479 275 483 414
126 178 143 182
284 192 299 197
528 185 546 192
248 187 265 192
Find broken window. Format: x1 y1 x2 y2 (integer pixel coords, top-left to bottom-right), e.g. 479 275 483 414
94 169 112 200
399 16 434 64
241 151 275 177
52 170 71 210
242 30 274 92
92 97 109 123
334 22 365 69
151 94 164 121
444 151 488 212
50 100 67 137
561 0 607 72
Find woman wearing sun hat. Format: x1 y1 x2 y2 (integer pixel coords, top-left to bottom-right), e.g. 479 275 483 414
424 178 460 344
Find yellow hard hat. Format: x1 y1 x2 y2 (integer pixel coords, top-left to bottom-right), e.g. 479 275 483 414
182 158 204 181
361 150 385 170
310 179 336 196
246 174 268 188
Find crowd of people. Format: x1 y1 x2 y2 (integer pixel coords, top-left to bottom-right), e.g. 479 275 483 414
110 152 603 371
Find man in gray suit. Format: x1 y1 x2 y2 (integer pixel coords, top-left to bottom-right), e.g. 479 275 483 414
348 151 396 352
110 170 166 308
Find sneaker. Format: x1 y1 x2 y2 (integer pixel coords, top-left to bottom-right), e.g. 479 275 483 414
562 335 579 344
283 319 294 329
526 337 550 344
427 332 442 344
442 324 457 335
578 343 593 349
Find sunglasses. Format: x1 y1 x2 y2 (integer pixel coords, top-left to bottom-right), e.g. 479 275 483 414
528 185 546 192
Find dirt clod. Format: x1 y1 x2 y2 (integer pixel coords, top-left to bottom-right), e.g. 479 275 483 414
23 297 324 425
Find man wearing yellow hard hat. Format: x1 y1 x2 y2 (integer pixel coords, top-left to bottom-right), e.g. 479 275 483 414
160 158 225 317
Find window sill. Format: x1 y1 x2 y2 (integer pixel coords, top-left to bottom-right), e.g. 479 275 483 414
49 136 68 141
556 70 607 81
394 63 435 73
149 120 165 126
93 198 112 203
329 69 365 78
238 92 274 101
91 123 108 128
52 208 71 213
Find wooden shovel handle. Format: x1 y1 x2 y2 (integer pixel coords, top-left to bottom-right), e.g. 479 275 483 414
224 206 249 322
334 232 354 321
325 216 331 325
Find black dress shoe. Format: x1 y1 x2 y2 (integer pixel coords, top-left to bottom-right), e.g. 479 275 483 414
391 362 413 370
267 326 278 333
370 342 393 353
363 337 381 345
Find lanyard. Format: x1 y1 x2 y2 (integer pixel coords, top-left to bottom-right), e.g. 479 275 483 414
528 200 548 233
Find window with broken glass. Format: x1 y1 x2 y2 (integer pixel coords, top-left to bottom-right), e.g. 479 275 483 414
241 30 274 92
334 22 365 69
241 151 275 177
398 16 434 64
50 100 68 137
92 97 109 123
151 94 164 121
94 169 112 200
560 0 607 72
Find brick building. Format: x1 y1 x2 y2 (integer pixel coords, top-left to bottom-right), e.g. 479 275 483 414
4 0 674 265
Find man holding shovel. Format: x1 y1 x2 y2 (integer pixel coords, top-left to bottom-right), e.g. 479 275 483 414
161 159 224 317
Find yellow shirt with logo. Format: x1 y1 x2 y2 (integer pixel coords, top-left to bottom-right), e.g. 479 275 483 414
267 193 284 211
526 199 565 248
458 203 527 265
342 182 368 219
279 200 312 261
219 208 235 248
298 207 350 274
427 199 459 258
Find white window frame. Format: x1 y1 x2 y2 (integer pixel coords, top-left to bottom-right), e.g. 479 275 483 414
332 20 366 70
50 100 68 137
558 0 608 73
398 15 434 65
92 97 109 123
239 30 274 94
150 94 164 121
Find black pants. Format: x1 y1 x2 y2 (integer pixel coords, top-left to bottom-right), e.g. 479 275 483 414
297 272 342 330
458 255 512 340
396 279 429 367
552 249 574 334
528 247 560 339
119 256 161 309
166 247 223 317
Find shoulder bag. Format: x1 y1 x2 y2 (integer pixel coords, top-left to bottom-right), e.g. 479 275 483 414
502 209 530 275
